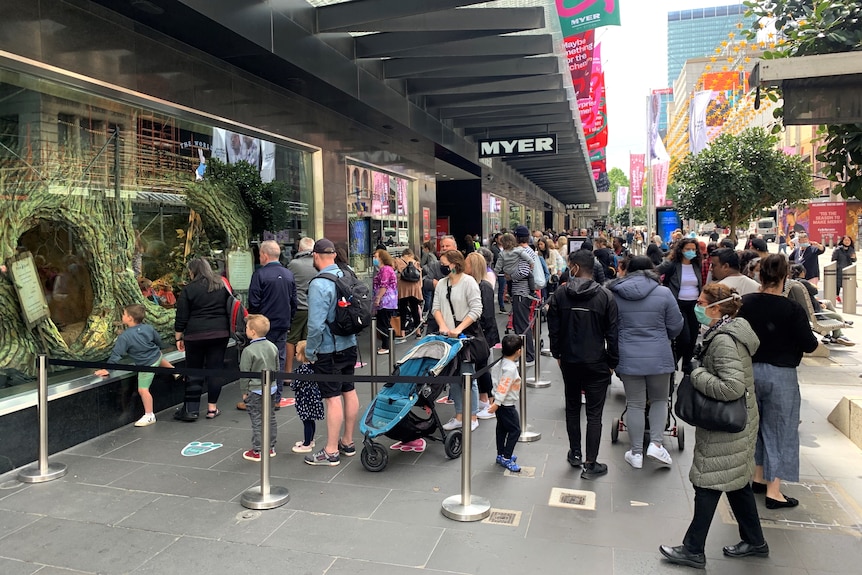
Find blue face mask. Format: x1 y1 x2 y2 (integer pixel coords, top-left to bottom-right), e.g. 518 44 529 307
683 250 697 261
694 305 712 326
372 258 379 267
799 243 810 249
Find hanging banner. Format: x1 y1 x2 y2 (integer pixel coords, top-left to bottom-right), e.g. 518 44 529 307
556 0 622 37
653 160 670 207
689 90 713 155
564 30 594 98
649 92 669 162
585 73 607 151
630 153 645 208
616 186 629 209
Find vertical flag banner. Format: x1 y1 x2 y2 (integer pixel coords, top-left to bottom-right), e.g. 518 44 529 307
556 0 622 36
630 153 645 207
616 186 629 209
688 90 713 155
564 30 594 98
653 161 670 207
649 93 669 162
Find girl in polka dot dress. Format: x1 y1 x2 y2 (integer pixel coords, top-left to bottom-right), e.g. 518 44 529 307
290 341 325 453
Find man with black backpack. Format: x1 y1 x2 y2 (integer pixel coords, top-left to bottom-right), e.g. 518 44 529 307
304 238 365 466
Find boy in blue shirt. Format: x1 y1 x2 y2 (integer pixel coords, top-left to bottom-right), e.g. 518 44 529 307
239 314 280 461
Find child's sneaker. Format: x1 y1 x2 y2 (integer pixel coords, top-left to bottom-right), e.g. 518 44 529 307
292 441 314 453
496 454 517 467
134 413 156 427
501 457 521 472
304 448 340 466
338 440 356 457
242 449 276 462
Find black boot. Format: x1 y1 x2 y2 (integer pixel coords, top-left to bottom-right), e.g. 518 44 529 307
659 545 705 569
173 407 198 422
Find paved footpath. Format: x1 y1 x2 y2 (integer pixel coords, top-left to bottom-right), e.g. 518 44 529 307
1 312 862 574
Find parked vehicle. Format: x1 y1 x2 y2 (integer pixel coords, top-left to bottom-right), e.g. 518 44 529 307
756 217 777 242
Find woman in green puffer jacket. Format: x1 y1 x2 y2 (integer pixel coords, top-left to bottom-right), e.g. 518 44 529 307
660 283 768 570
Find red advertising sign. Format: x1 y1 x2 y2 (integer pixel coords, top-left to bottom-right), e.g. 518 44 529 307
808 202 846 243
564 30 594 98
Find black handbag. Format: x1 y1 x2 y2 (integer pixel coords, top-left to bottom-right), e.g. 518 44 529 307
674 374 747 432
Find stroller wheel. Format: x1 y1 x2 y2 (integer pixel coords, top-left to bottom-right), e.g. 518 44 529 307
444 431 462 459
677 426 685 451
360 443 389 472
610 417 620 443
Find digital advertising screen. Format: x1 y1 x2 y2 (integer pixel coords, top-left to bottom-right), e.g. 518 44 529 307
656 208 681 245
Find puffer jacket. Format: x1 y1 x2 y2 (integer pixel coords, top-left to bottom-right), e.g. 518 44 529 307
608 271 684 376
688 317 760 492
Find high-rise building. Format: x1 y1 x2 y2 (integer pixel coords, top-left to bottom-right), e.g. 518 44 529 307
667 4 753 87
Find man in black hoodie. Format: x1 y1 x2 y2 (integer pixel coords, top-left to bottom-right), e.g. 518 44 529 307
548 249 619 480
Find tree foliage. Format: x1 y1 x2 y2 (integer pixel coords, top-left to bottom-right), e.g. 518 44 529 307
743 0 862 198
675 128 815 242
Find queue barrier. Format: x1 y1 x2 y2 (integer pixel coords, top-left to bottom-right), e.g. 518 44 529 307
843 264 857 314
824 261 838 304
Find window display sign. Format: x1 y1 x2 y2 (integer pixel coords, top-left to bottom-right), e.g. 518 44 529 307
422 208 431 242
397 178 408 216
372 172 389 216
6 252 50 328
227 250 254 292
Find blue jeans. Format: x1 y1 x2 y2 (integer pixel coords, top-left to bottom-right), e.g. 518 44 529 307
449 375 479 417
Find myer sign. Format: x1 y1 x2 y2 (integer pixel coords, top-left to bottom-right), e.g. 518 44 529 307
478 134 557 158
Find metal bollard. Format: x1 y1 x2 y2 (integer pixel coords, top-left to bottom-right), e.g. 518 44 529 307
18 355 67 483
518 334 541 443
842 264 857 314
823 261 838 303
527 303 551 388
441 368 491 522
388 327 396 375
370 316 378 399
241 370 289 509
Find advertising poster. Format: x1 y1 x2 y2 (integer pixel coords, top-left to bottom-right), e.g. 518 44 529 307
422 208 431 242
372 171 389 216
564 30 594 97
808 202 845 244
556 0 622 37
630 153 645 207
396 177 408 216
656 208 681 244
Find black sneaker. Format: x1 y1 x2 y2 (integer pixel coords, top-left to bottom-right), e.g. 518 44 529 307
338 440 356 457
566 450 582 468
580 461 608 480
304 448 340 466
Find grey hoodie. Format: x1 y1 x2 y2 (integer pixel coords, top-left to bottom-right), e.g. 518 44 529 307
608 271 684 376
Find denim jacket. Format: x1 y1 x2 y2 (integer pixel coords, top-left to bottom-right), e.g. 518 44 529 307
305 263 358 363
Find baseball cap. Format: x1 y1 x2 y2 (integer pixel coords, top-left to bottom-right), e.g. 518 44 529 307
514 225 530 238
312 238 336 254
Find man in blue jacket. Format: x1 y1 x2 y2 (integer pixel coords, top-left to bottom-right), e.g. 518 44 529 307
248 240 297 408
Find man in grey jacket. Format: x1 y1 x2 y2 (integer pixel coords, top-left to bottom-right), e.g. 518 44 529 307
286 237 317 376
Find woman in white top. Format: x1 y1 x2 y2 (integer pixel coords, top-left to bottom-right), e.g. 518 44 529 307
432 250 486 431
657 239 703 374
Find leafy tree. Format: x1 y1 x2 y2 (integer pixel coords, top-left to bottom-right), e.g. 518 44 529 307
612 207 646 227
744 0 862 198
674 128 815 243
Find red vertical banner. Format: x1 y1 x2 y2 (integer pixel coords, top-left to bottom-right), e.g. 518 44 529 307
630 153 645 207
564 30 595 98
422 208 431 242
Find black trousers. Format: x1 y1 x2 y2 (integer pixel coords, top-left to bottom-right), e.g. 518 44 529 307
376 308 394 349
398 296 422 331
512 294 535 362
495 405 521 459
183 337 228 414
560 361 611 462
675 299 699 369
683 484 766 555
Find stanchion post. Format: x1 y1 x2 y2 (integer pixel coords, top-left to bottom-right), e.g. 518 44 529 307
842 264 857 314
18 354 67 483
518 335 541 442
388 327 396 374
442 366 490 521
527 301 551 388
370 316 378 399
823 261 837 303
241 369 289 509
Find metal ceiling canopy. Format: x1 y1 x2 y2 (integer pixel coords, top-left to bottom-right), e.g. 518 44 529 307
312 0 595 204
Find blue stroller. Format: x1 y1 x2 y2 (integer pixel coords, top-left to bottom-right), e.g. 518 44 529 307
359 335 465 472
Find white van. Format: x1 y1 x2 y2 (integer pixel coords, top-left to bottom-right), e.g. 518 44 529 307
756 218 777 242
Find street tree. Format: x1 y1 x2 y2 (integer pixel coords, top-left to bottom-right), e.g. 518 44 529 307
744 0 862 198
674 127 814 243
608 167 647 226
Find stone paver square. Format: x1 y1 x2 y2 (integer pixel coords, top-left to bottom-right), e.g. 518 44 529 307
110 463 257 501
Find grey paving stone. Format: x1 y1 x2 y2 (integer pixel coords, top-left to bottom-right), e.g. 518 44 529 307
0 517 176 573
0 557 42 575
326 557 470 575
95 438 234 470
64 434 139 458
782 528 862 573
267 510 443 567
0 482 159 524
0 508 39 538
52 454 144 486
116 494 292 544
109 464 257 501
426 528 614 574
328 458 462 493
608 485 693 519
129 534 333 575
260 477 389 518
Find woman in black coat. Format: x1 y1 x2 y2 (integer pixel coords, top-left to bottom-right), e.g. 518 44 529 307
174 258 230 420
656 238 703 373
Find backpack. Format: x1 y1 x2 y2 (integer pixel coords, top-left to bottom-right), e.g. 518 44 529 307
399 258 421 283
226 290 249 349
315 271 372 335
531 249 548 289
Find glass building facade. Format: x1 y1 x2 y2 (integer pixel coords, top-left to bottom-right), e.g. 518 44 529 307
667 4 753 87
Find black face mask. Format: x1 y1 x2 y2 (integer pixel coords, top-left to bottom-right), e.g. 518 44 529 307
440 265 451 276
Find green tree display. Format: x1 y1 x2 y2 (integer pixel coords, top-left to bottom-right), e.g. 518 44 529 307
674 128 815 243
744 0 862 198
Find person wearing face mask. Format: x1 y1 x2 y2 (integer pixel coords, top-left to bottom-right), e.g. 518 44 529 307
788 232 824 285
831 235 856 302
657 239 703 373
738 254 818 508
660 283 766 570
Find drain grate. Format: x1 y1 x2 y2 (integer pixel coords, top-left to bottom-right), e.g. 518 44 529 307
504 466 536 478
482 508 521 527
548 487 596 510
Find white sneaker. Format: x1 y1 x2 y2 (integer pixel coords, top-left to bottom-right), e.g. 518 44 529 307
624 450 643 469
442 418 463 431
476 407 496 420
647 442 672 466
470 419 479 431
478 400 490 411
134 413 156 427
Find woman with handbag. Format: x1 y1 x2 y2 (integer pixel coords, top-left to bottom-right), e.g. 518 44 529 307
393 248 423 338
465 252 501 420
738 254 818 509
660 283 767 569
432 250 487 432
